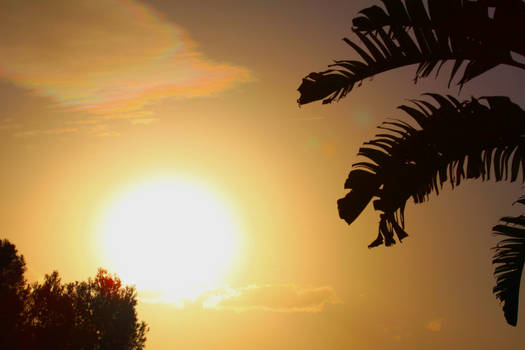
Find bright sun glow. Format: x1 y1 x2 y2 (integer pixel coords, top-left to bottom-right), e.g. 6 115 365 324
98 178 239 302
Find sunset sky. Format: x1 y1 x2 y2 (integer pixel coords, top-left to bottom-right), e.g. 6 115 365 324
2 0 525 349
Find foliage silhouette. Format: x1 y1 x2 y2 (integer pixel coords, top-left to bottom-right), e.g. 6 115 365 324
492 197 525 326
0 239 29 348
298 0 525 105
298 0 525 326
0 239 148 349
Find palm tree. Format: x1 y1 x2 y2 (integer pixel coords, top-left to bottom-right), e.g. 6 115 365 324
298 0 525 326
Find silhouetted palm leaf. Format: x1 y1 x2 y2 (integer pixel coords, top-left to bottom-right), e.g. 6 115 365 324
492 197 525 326
298 0 525 105
338 94 525 249
297 0 525 327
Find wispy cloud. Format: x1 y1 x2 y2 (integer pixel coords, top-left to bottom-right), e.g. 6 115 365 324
129 118 157 125
0 0 252 119
85 124 120 137
14 128 78 138
139 284 342 313
201 284 341 313
0 118 21 131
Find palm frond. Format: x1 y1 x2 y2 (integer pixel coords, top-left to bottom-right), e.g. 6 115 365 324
492 199 525 326
298 0 525 105
338 94 525 248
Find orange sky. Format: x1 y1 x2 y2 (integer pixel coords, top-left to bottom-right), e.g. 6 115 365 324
1 0 525 349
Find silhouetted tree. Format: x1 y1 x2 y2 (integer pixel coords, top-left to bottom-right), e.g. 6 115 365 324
25 269 148 350
24 271 75 349
0 239 148 349
68 269 149 350
298 0 525 326
0 239 29 348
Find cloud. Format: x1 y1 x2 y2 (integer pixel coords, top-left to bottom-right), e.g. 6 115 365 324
201 284 342 313
85 124 120 137
138 284 342 313
0 0 252 118
14 128 78 138
65 119 101 126
130 118 157 125
0 118 21 131
426 318 443 332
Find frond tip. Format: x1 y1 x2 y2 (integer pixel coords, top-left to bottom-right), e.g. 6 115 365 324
492 200 525 326
338 94 525 248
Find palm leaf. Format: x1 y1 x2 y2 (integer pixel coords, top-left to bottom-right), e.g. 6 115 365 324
492 200 525 326
297 0 525 105
338 94 525 249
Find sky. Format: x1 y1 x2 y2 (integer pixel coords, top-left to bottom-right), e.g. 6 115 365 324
1 0 525 349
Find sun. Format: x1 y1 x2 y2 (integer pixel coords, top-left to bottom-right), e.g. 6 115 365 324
98 178 239 301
